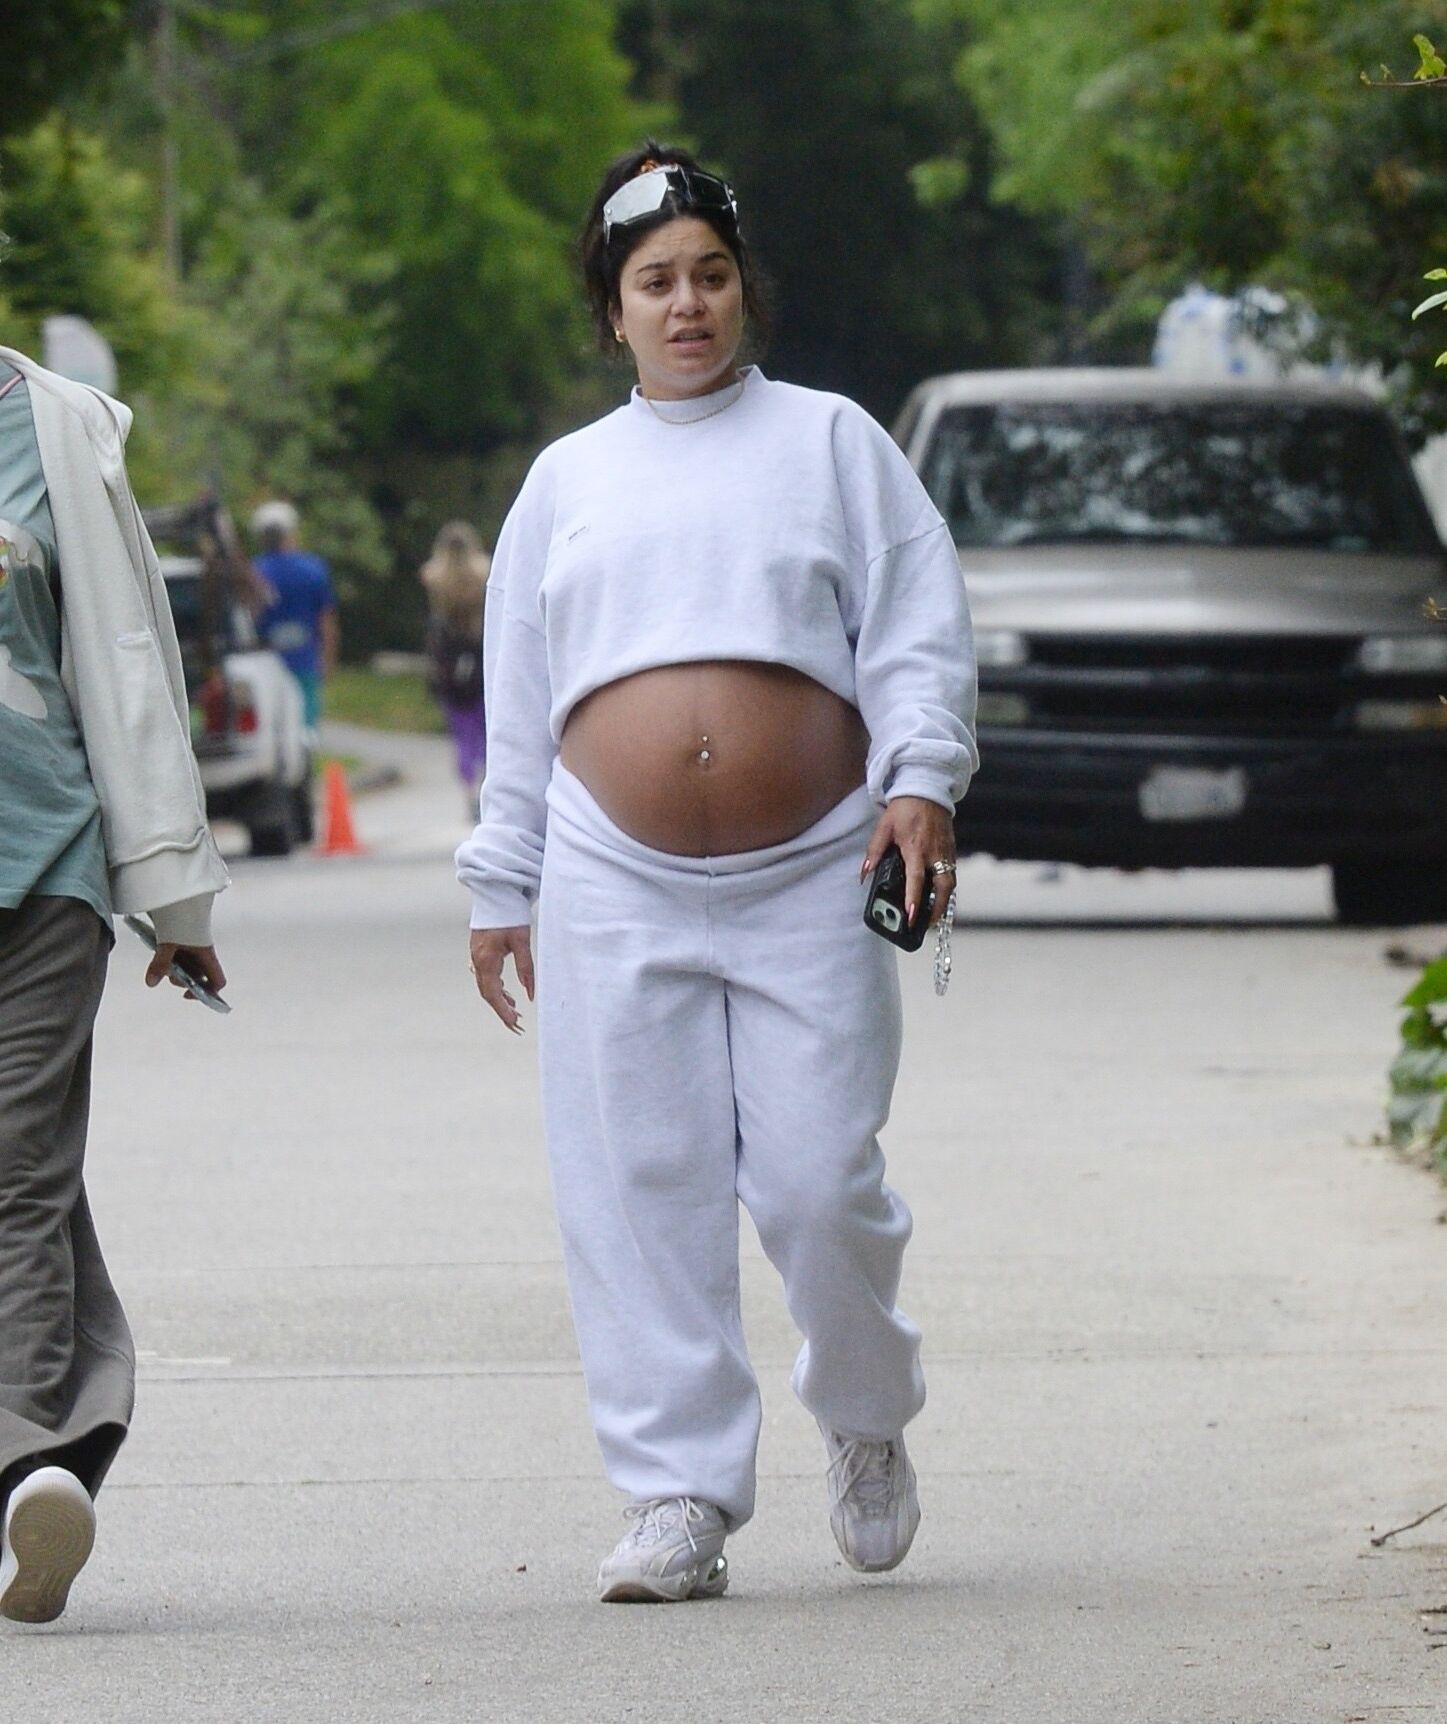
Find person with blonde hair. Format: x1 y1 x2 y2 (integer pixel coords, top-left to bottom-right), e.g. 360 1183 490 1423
421 520 491 810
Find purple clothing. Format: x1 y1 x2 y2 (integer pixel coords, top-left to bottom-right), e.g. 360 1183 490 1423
445 701 487 785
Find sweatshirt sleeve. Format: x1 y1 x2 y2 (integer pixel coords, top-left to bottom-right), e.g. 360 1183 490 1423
454 476 556 928
855 513 979 813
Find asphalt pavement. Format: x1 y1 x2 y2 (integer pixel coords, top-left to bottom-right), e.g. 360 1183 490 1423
5 726 1447 1723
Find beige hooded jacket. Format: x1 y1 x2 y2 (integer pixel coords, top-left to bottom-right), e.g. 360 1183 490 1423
0 347 229 945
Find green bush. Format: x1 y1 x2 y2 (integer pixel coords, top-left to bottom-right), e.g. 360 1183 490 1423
1388 956 1447 1174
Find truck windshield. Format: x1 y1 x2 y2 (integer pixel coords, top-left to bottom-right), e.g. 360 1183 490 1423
924 400 1441 554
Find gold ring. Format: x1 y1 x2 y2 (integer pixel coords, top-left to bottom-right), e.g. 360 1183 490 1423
929 859 956 877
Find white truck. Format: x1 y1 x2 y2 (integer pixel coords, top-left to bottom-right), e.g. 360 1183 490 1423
145 498 313 857
894 367 1447 924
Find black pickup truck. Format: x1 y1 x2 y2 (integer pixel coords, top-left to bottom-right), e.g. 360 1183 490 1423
894 369 1447 924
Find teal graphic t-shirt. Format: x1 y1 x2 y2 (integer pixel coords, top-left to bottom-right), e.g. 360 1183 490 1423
0 365 112 922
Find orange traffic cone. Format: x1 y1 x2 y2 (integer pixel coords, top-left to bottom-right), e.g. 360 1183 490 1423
316 760 365 856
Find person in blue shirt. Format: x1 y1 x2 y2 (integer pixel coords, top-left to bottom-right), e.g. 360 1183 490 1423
251 500 339 728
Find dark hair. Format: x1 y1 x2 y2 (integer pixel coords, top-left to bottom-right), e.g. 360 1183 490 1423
579 139 770 355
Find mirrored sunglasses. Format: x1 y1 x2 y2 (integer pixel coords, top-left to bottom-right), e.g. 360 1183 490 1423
602 165 739 245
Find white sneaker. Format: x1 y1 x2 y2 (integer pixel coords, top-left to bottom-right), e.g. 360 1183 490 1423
819 1426 920 1573
0 1467 97 1623
597 1496 729 1603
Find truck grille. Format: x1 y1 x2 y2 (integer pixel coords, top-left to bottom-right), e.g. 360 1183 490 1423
1007 634 1361 736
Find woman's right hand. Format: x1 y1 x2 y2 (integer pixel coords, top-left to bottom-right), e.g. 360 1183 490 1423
469 926 534 1034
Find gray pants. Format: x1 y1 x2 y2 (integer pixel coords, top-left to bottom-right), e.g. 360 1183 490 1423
0 895 132 1504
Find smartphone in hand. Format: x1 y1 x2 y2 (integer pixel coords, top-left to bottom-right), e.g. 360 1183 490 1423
122 915 232 1014
862 844 930 952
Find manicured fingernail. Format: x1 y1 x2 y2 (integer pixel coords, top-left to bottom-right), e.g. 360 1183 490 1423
906 900 917 923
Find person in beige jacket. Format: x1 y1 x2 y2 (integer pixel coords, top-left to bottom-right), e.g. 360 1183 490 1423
0 345 229 1625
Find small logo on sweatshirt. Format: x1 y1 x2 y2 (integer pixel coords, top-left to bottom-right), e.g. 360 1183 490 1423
566 524 591 544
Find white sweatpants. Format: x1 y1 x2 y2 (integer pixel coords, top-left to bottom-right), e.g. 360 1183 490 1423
535 764 924 1529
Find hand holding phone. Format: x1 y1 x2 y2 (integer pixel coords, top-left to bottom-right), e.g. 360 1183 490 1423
123 915 232 1014
862 844 931 951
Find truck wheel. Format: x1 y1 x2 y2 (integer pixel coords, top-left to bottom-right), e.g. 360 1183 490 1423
1331 860 1447 927
247 782 298 858
291 777 315 846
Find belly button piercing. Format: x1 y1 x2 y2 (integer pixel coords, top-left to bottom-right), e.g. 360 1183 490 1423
698 733 711 764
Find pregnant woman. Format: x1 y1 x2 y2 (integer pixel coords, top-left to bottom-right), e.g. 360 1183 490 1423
458 143 977 1602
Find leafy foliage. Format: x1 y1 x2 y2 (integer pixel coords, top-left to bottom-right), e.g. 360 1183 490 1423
1388 957 1447 1173
619 0 1065 422
1413 266 1447 368
0 114 182 491
1 0 134 143
0 117 174 367
220 0 652 454
930 0 1447 441
3 2 662 653
164 179 393 624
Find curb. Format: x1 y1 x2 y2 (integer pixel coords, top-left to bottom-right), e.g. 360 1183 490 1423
347 763 403 796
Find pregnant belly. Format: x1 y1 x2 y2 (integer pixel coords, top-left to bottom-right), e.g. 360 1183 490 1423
559 662 869 855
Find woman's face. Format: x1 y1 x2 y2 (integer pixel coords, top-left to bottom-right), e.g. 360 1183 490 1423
612 216 745 400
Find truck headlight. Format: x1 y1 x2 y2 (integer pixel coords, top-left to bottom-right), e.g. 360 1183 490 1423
974 629 1030 668
1354 634 1447 674
976 692 1031 727
1354 699 1447 731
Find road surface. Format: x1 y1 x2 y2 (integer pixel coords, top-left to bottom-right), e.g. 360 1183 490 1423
7 726 1446 1722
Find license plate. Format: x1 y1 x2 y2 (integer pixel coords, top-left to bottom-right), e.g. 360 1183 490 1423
1139 766 1247 822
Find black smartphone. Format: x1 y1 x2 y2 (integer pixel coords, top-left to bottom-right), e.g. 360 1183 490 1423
862 844 929 952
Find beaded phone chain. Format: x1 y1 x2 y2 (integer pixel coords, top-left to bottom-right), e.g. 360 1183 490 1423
933 890 956 996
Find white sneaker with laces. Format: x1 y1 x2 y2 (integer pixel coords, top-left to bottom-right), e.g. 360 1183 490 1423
597 1496 729 1603
819 1425 920 1574
0 1467 97 1623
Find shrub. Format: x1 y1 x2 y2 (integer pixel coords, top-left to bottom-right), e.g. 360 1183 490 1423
1388 956 1447 1173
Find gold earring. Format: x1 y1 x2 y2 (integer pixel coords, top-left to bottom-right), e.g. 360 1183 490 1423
614 328 625 344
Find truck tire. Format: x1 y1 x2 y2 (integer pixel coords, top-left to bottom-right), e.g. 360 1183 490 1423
247 781 298 858
291 774 315 846
1331 860 1447 927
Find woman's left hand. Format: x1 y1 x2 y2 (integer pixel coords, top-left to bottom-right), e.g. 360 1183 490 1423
862 796 957 929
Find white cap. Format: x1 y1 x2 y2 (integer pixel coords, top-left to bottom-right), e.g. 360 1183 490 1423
251 499 300 537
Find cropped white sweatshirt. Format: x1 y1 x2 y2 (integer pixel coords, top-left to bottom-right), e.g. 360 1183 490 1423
457 368 977 929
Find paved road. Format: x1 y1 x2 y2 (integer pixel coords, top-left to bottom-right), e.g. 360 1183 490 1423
8 729 1447 1722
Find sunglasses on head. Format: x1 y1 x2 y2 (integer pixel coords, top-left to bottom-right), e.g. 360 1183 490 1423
602 164 739 246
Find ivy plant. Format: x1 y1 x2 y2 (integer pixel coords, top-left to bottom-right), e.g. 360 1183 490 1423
1388 958 1447 1174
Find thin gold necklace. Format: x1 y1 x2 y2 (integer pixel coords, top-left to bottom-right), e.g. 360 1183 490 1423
643 374 747 425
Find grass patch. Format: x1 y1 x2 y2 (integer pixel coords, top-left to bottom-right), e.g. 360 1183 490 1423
326 666 445 734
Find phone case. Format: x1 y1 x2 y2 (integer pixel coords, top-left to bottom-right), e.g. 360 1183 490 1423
862 845 929 951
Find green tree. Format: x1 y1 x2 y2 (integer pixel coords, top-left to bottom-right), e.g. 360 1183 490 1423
209 0 655 454
930 0 1447 440
619 0 1065 421
164 179 393 626
0 114 183 489
2 0 135 143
